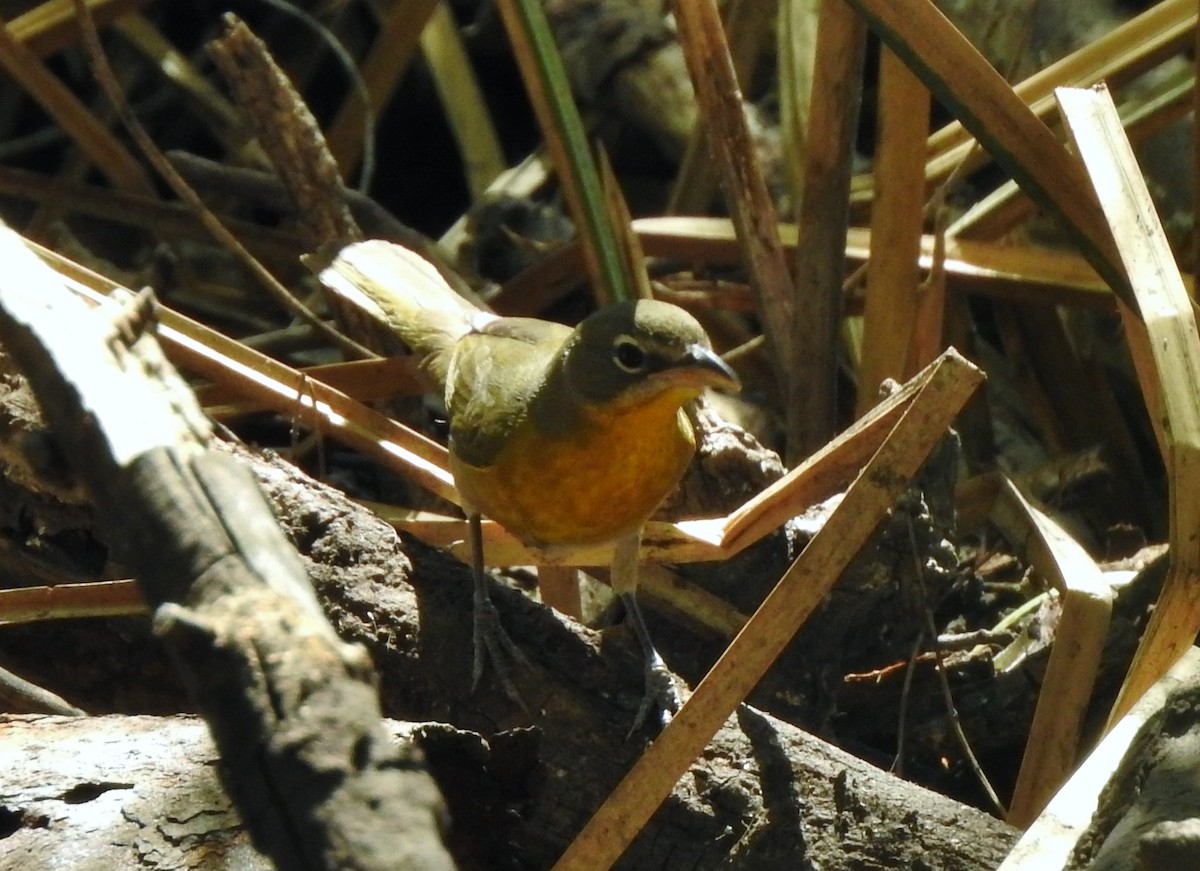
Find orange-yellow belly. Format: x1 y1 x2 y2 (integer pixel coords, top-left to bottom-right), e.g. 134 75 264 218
451 403 695 547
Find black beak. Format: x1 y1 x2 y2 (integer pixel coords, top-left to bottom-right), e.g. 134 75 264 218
677 344 741 392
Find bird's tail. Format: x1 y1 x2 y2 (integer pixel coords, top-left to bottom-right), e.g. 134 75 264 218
319 240 495 387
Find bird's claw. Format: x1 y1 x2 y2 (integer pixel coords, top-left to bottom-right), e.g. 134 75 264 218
472 594 529 711
627 657 682 737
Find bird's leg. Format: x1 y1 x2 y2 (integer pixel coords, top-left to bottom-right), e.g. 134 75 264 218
621 591 682 733
613 529 681 733
469 512 528 708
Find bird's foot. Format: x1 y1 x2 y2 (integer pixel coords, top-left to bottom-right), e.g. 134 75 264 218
628 655 682 737
472 595 529 711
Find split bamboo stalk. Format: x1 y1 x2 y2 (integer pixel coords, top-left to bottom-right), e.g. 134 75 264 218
1056 84 1200 727
998 649 1200 870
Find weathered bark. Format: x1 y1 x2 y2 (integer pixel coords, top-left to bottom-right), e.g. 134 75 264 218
0 713 273 871
0 702 1015 871
1070 658 1200 870
0 713 455 871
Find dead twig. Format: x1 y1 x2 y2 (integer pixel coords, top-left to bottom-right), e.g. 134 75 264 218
908 516 1005 817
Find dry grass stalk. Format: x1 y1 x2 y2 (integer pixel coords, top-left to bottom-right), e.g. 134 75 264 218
916 0 1195 199
668 0 769 214
633 216 1119 309
951 61 1194 241
15 0 150 59
419 1 505 199
842 0 1128 298
857 48 931 414
0 10 152 194
991 478 1112 827
674 0 801 456
787 0 865 458
32 236 458 503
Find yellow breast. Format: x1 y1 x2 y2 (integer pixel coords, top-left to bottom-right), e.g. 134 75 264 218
451 393 696 548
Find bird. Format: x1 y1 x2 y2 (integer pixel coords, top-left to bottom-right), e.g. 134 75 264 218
320 239 740 729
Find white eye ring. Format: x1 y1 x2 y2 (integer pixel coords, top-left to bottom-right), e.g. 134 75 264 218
613 336 647 373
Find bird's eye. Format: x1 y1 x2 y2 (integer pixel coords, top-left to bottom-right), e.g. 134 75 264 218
613 337 647 373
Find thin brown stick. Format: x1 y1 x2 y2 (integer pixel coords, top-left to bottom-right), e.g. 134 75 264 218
0 579 145 624
789 0 866 457
890 629 924 776
909 518 1005 817
673 0 802 460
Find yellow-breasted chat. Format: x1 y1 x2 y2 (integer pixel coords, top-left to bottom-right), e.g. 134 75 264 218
321 240 740 728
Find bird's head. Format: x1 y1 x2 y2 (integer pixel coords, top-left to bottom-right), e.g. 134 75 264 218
564 299 740 409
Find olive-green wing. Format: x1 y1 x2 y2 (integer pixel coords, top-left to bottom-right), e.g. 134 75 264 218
446 317 572 468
